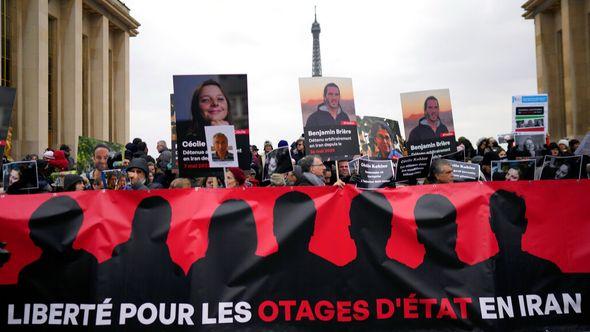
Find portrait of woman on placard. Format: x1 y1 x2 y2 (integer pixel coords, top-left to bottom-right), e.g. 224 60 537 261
189 79 233 135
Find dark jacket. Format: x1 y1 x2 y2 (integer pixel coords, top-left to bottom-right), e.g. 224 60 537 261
305 104 350 127
407 117 449 144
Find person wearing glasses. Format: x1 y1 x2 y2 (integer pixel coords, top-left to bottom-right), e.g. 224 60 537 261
369 121 403 159
297 155 345 188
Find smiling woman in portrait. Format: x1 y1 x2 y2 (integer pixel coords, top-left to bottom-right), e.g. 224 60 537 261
189 79 233 135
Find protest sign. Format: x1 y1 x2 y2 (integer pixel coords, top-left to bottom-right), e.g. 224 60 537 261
514 133 546 163
395 154 432 181
2 161 39 191
101 169 128 190
173 75 250 179
348 158 359 176
357 159 394 189
441 149 465 162
1 183 589 331
0 87 15 162
262 146 293 182
512 94 548 134
170 94 178 170
491 159 536 181
357 116 404 160
76 136 124 175
299 77 359 160
540 155 582 180
401 89 457 156
205 125 239 168
446 159 480 182
50 170 77 190
497 133 513 144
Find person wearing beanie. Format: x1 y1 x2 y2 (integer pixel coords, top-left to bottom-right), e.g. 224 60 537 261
63 174 85 192
126 158 149 190
557 139 571 156
277 140 289 148
225 167 246 188
42 150 55 161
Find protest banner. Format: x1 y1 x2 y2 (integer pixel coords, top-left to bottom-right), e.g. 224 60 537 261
2 161 39 191
356 159 394 189
396 154 432 182
0 87 15 163
0 182 589 331
205 125 239 168
491 160 536 181
173 75 250 179
401 89 457 156
299 77 359 160
357 116 404 160
446 160 480 182
512 94 548 134
76 136 124 175
262 147 293 182
540 155 583 180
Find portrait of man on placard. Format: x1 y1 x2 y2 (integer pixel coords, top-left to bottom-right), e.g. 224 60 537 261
401 89 456 156
205 125 238 168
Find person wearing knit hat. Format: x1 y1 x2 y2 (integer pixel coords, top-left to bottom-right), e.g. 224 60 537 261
557 139 571 155
225 167 246 188
42 150 55 160
63 174 85 192
278 140 289 148
126 158 149 190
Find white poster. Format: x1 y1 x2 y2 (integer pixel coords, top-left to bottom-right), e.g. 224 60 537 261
204 125 239 168
512 94 548 135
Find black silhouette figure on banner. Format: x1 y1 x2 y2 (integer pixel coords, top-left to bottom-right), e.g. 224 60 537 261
98 196 187 304
411 194 483 330
262 191 341 300
18 196 97 302
470 190 567 331
188 199 262 319
0 242 9 267
482 190 561 294
345 191 412 300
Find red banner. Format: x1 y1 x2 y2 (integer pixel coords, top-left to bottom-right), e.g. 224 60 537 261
1 180 589 330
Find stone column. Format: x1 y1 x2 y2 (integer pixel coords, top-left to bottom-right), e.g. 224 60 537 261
89 14 109 140
60 0 82 152
560 0 589 138
21 0 48 154
112 29 129 145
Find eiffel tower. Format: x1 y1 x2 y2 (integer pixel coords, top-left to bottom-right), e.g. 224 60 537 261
311 7 322 77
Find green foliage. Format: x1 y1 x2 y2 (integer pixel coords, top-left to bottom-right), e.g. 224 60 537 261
76 136 124 174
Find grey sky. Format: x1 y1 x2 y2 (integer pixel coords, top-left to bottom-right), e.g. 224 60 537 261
124 0 536 155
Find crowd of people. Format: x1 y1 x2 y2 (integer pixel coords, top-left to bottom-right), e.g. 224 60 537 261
1 133 588 194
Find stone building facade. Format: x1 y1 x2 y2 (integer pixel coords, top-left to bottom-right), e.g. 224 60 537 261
523 0 590 140
0 0 139 158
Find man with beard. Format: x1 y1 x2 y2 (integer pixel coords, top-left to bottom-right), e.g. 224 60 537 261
305 83 350 127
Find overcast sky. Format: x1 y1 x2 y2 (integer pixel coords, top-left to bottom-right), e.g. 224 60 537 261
124 0 537 155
